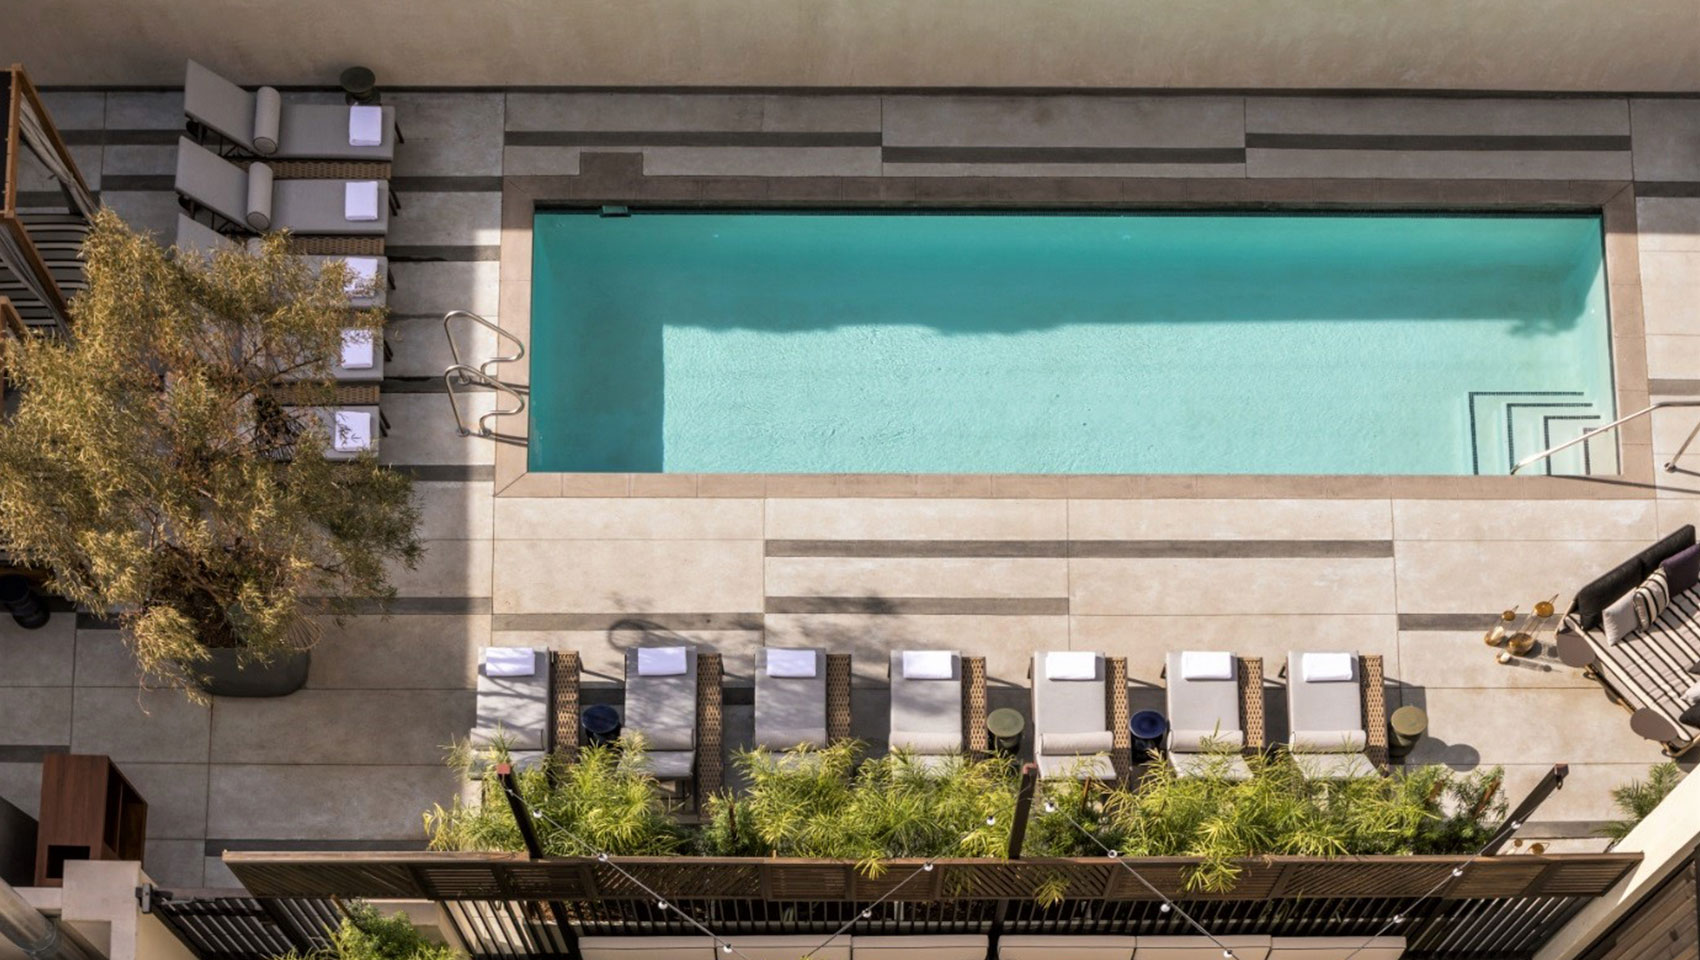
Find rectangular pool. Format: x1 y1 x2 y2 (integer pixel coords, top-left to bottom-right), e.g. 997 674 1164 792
528 211 1614 475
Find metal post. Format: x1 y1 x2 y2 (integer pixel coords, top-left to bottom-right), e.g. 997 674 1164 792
1480 763 1568 855
1006 764 1040 861
494 765 582 960
0 876 101 960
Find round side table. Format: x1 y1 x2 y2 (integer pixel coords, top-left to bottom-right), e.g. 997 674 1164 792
581 704 622 747
1131 709 1169 763
986 708 1025 756
1389 705 1428 761
340 66 379 105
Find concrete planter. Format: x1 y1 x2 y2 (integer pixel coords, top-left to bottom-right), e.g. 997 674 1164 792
192 647 311 698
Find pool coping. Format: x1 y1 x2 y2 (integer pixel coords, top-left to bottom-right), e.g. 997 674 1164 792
493 156 1652 499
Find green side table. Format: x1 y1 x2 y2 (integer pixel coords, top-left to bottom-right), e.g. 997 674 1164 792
986 708 1025 756
1389 705 1428 761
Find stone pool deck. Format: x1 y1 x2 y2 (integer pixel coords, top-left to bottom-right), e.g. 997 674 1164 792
3 88 1700 888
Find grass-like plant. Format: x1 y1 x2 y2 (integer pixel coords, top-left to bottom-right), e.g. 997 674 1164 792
1598 762 1684 842
698 742 1018 874
283 904 455 960
424 738 686 856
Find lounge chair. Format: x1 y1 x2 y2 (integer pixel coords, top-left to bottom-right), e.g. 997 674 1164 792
1029 651 1129 781
183 60 398 161
1558 525 1700 757
471 647 551 771
1281 652 1387 778
754 648 851 751
623 646 724 805
887 650 988 768
1162 651 1265 779
174 137 393 238
174 214 390 309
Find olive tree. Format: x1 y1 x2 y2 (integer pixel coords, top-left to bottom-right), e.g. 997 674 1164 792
0 211 420 695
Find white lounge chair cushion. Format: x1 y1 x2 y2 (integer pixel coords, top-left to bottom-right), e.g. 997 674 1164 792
1045 650 1099 680
348 105 384 147
1301 651 1356 682
1289 729 1368 753
252 87 282 155
1180 650 1233 681
344 180 380 221
332 410 372 452
484 647 536 677
1040 730 1114 755
765 647 817 678
339 329 375 369
1603 590 1641 644
1681 680 1700 704
1170 750 1254 780
1168 727 1245 753
637 645 688 677
244 162 274 231
344 256 381 294
996 934 1137 960
902 649 955 680
889 730 961 755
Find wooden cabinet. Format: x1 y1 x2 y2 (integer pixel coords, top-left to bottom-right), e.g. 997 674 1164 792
34 754 147 886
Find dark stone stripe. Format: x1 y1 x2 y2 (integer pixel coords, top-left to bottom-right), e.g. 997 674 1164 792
493 612 764 632
883 146 1245 165
1072 540 1393 558
206 838 429 854
1632 181 1700 198
507 130 881 148
382 376 456 394
766 596 1067 615
337 596 493 615
60 129 183 146
77 614 121 630
767 540 1070 558
1246 133 1632 152
1648 379 1700 396
0 745 68 762
387 245 501 262
100 174 174 191
391 464 496 482
1398 613 1502 630
15 191 90 207
391 176 504 192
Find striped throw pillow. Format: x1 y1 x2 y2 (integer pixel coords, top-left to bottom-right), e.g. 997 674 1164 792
1632 569 1671 631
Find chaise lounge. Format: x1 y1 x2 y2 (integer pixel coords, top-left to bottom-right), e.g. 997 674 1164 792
183 60 399 162
175 137 394 238
623 646 724 805
1281 651 1387 778
1163 651 1265 779
1030 651 1131 781
887 650 988 768
753 647 851 751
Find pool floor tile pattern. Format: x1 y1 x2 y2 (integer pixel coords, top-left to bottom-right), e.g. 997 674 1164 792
3 89 1699 886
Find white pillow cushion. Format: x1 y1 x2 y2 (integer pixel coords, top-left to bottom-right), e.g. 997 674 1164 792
344 181 380 221
484 647 536 677
1602 591 1641 645
765 648 817 679
636 646 687 677
332 410 372 452
902 650 954 680
1682 680 1700 704
1045 651 1099 681
1180 650 1233 681
1302 652 1355 683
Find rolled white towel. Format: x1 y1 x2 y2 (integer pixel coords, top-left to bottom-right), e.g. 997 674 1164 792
348 105 383 147
344 181 380 221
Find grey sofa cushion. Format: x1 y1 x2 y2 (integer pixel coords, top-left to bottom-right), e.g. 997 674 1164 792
889 650 962 740
641 750 696 781
1165 651 1242 738
471 647 548 750
625 647 697 752
244 162 273 230
1285 652 1363 737
251 87 282 155
755 648 826 750
271 178 391 235
1040 730 1115 755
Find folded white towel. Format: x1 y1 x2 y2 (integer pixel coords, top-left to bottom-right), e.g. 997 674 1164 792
636 646 688 677
348 105 384 147
485 647 536 678
339 329 375 369
344 256 380 294
344 181 380 221
766 648 818 679
332 410 372 452
1302 652 1356 683
901 650 955 680
1045 650 1099 681
1180 650 1234 681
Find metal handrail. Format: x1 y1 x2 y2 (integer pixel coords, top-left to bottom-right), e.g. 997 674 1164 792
443 363 527 444
443 310 525 384
1509 400 1700 475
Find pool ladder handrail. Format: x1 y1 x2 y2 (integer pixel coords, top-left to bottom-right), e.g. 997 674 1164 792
443 363 527 444
443 309 525 384
1509 400 1700 475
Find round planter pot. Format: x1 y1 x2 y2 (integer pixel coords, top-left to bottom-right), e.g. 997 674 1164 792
193 647 311 698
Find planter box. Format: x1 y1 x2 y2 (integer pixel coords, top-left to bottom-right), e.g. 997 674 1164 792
194 647 311 697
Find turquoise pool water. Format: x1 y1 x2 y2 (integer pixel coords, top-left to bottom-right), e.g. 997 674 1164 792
529 211 1613 475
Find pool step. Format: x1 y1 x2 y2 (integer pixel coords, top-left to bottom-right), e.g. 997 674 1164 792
1467 390 1617 476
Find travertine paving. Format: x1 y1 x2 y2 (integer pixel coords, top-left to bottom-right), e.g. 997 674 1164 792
3 88 1699 889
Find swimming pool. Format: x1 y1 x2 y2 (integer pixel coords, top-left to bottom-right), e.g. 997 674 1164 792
528 211 1614 475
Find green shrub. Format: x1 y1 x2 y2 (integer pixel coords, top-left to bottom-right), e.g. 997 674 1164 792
285 904 454 960
1599 762 1684 842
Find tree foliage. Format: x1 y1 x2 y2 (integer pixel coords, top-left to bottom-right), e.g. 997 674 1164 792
282 904 454 960
0 212 420 694
1599 762 1684 842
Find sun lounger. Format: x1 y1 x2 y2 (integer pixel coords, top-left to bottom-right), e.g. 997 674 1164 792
1282 652 1387 778
1559 525 1700 757
623 646 724 804
1163 651 1265 780
175 214 390 310
888 650 988 768
183 60 398 161
175 138 392 237
472 646 550 770
754 648 852 750
1030 651 1128 780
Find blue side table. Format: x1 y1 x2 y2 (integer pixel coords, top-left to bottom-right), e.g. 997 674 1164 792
581 704 622 747
1131 710 1169 763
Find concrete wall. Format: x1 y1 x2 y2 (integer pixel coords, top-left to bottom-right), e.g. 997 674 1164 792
4 0 1700 90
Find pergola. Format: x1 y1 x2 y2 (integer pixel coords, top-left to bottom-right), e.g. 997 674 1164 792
2 63 98 337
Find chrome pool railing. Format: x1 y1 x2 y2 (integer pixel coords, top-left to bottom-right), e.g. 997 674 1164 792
1510 400 1700 475
443 363 527 444
443 309 524 384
